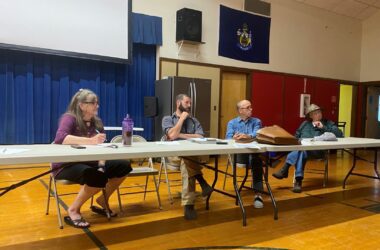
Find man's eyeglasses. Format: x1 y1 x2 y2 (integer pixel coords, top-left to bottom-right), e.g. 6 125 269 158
240 106 252 110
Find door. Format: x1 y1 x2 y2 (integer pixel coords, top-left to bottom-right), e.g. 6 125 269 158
219 72 247 138
365 86 380 139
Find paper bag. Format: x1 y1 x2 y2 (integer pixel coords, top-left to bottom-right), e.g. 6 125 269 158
256 125 299 145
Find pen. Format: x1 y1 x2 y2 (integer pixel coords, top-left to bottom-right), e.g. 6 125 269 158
95 129 107 142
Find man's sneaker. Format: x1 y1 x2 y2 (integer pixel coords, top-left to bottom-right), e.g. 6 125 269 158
166 164 180 171
236 163 246 168
253 195 264 209
184 205 197 220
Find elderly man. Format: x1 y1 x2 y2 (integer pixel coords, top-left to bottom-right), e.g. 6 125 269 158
225 99 264 209
162 94 213 220
272 104 343 193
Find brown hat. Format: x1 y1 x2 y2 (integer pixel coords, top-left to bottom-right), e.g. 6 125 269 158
306 104 321 115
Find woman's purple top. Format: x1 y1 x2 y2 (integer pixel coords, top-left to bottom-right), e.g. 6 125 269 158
52 113 104 176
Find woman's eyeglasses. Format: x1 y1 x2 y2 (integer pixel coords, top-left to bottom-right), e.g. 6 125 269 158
83 101 98 105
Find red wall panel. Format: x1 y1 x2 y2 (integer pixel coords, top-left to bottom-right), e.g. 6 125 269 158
283 76 313 134
250 72 341 136
251 72 283 127
310 79 339 122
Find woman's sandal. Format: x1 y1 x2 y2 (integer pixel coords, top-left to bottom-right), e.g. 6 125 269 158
64 216 90 228
90 205 118 217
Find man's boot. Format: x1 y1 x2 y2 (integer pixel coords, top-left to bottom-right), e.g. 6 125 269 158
194 174 213 197
293 178 302 193
184 205 197 220
272 163 290 179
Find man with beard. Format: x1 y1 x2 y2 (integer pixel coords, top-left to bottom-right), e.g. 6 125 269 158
162 94 213 220
225 100 264 209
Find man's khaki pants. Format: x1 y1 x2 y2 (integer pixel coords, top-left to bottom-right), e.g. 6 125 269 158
167 156 203 206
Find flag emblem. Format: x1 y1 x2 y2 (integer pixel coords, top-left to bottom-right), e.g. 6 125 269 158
237 23 252 51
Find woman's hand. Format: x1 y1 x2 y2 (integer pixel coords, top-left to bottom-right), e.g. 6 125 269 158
91 133 106 144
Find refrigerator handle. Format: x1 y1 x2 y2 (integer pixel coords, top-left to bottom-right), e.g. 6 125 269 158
192 81 197 117
189 82 193 116
188 82 193 106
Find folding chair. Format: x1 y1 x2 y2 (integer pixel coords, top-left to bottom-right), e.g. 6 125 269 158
286 150 330 188
222 154 252 190
157 135 182 204
113 135 162 211
45 169 78 229
45 165 113 229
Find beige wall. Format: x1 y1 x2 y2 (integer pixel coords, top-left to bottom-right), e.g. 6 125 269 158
361 10 380 82
134 0 362 81
160 61 177 78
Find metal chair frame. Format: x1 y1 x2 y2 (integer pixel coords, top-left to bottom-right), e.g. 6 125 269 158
112 135 162 211
46 167 113 229
157 135 182 204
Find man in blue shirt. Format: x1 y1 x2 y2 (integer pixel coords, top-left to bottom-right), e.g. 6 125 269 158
226 100 264 209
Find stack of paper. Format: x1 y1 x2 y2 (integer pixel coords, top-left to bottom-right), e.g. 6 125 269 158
189 138 218 144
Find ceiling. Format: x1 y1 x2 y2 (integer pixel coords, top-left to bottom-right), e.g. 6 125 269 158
294 0 380 20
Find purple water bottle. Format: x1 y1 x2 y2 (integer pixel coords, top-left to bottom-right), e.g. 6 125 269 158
122 114 133 146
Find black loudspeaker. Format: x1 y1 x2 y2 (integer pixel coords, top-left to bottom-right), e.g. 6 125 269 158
144 96 158 117
244 0 271 16
176 8 202 42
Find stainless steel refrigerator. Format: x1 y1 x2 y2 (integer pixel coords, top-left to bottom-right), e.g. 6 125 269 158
154 76 211 141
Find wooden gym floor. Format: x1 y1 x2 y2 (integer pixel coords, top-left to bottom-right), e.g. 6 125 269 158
0 150 379 249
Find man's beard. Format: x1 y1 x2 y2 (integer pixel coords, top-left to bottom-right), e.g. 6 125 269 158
179 103 191 113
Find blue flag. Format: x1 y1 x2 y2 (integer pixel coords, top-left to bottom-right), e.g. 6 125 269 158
218 5 271 64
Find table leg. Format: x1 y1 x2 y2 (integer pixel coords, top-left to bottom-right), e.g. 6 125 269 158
237 157 249 198
343 149 357 189
265 152 278 220
206 155 218 210
233 154 246 226
374 148 379 178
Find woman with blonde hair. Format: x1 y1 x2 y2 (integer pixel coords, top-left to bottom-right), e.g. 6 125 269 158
52 89 132 228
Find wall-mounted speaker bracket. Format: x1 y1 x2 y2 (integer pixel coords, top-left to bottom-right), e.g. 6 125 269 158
176 40 205 59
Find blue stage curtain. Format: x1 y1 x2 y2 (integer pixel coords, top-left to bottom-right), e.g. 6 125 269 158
133 13 162 45
0 13 161 144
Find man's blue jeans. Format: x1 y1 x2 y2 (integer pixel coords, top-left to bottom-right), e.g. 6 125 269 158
285 150 324 179
285 151 307 179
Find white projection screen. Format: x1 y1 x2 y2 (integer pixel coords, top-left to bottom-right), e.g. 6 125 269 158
0 0 132 63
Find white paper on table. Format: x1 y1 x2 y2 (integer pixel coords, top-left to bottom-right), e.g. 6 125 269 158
155 141 180 145
188 138 218 144
233 142 262 149
301 139 313 145
84 144 119 148
0 148 31 155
